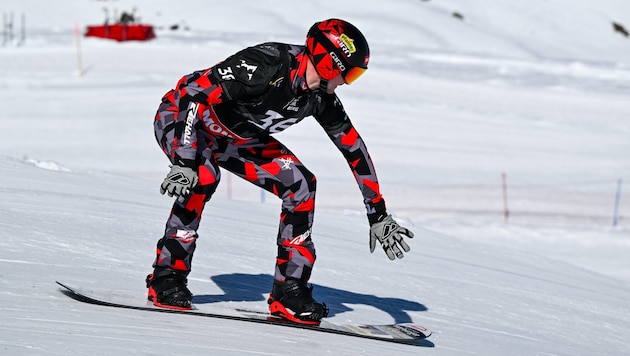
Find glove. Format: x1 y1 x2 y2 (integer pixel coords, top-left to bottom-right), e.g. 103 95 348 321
160 165 199 203
369 214 414 260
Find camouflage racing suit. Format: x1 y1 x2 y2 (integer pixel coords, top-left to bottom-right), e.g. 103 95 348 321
153 43 386 282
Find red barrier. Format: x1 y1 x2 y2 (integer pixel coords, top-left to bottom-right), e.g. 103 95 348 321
85 24 155 42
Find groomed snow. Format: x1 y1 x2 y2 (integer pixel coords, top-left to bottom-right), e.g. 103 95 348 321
1 1 629 355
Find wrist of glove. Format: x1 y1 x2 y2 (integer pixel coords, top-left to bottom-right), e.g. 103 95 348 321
369 213 414 260
160 165 199 203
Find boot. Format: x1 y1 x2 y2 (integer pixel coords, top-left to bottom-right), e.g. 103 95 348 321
268 278 328 324
146 267 193 310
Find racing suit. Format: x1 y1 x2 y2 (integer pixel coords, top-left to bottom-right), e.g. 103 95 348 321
153 42 386 282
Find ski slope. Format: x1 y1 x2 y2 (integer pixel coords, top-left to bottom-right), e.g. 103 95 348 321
1 0 629 355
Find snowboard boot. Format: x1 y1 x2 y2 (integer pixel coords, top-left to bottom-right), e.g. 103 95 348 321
146 267 193 310
268 278 329 325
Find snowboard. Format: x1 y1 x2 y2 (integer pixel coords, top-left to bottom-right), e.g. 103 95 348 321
56 281 431 345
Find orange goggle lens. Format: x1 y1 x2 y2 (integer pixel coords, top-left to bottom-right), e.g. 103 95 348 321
343 67 367 84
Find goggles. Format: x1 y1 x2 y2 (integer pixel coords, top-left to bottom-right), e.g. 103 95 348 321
342 66 367 84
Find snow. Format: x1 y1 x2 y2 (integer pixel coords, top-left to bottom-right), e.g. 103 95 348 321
1 0 629 354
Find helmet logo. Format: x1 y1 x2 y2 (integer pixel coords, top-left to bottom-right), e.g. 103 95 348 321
329 51 346 72
338 33 356 57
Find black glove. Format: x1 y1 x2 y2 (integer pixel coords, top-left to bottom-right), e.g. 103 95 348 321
160 165 198 203
369 213 414 260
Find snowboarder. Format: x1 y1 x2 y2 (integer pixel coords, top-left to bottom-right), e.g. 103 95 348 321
147 18 414 324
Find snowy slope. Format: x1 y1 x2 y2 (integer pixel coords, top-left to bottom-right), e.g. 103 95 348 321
1 0 630 355
2 157 629 355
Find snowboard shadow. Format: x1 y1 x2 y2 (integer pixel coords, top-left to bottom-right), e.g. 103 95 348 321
193 273 428 324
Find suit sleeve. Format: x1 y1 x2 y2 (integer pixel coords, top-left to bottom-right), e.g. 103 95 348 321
156 68 229 168
314 94 387 215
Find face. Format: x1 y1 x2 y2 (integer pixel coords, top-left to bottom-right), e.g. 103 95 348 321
324 74 346 94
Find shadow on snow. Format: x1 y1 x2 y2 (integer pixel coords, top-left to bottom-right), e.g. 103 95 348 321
193 273 428 324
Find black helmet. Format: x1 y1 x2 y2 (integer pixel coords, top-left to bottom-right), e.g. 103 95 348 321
306 19 370 84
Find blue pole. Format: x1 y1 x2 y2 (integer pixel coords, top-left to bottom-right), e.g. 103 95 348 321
260 188 266 203
613 179 622 227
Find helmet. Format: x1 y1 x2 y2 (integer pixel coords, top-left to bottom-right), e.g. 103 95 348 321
306 19 369 85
